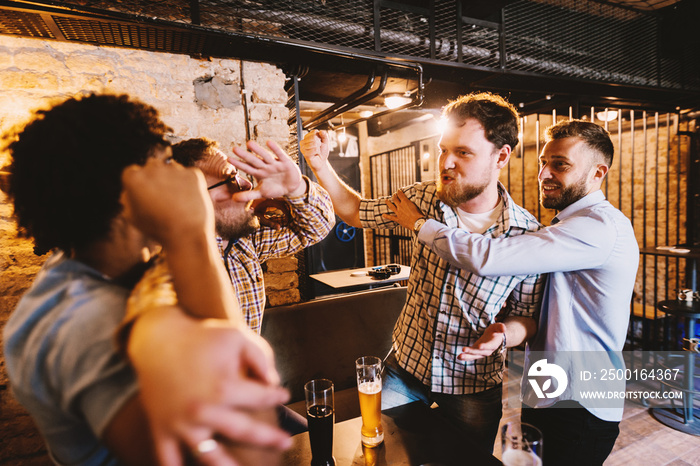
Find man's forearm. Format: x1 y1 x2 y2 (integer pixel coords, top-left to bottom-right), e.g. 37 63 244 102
311 161 362 227
161 231 242 324
503 316 537 348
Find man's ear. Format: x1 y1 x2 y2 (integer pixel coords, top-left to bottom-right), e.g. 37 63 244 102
495 145 511 169
592 163 609 182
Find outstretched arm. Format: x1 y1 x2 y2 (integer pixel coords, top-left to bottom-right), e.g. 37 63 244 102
299 130 362 227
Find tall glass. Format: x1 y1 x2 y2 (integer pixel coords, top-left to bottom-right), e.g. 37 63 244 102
304 379 336 466
501 421 543 466
355 356 384 447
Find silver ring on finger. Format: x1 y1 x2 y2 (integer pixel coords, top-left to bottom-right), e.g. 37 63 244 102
194 438 218 457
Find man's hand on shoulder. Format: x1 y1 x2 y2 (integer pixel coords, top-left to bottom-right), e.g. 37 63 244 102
382 189 425 230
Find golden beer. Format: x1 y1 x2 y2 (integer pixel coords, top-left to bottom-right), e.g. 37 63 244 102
358 380 384 447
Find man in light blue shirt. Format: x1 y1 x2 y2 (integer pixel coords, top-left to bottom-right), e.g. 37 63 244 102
385 120 639 465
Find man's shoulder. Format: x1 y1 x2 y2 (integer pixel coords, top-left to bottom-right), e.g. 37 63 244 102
6 262 129 383
401 180 436 195
584 200 636 240
505 198 542 232
573 197 631 226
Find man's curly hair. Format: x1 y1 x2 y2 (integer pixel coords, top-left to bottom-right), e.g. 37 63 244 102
4 93 171 255
442 92 520 151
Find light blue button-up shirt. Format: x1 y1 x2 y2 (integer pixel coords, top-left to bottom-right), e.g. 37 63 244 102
418 190 639 421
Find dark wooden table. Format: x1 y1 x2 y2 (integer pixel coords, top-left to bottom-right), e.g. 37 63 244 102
282 401 502 465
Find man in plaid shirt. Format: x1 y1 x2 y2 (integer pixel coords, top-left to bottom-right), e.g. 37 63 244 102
301 92 545 450
172 137 335 335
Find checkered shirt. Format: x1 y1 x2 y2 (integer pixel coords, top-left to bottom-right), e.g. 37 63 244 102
359 181 545 394
217 178 334 334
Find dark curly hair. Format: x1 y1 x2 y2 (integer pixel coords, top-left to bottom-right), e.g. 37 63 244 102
442 92 519 151
171 137 218 167
4 93 171 255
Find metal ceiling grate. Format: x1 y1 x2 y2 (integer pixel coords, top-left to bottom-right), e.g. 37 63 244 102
0 0 697 98
377 3 432 59
53 16 209 53
503 0 659 86
434 0 501 68
0 8 54 38
200 1 377 51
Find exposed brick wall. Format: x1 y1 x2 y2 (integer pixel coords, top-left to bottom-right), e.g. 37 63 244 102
0 35 299 463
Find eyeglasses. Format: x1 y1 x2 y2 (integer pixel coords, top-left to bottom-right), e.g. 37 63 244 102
207 175 243 192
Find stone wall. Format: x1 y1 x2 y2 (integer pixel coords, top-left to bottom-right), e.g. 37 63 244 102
0 34 299 464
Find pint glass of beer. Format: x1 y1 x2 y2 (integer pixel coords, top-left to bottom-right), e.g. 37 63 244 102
304 379 336 466
355 356 384 447
501 421 543 466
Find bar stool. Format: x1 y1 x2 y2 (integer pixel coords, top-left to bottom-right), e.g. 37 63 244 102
651 299 700 435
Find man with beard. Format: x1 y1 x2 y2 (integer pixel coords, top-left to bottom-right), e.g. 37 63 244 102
385 119 639 465
171 137 334 335
300 92 545 451
171 137 334 435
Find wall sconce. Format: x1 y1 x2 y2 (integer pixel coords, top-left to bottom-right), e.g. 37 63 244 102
384 93 412 109
596 110 618 122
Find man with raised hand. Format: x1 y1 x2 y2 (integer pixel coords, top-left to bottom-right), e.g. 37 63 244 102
171 137 334 335
300 92 545 451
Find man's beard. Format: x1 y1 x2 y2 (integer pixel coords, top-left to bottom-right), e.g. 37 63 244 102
540 178 588 211
215 211 259 239
437 174 490 208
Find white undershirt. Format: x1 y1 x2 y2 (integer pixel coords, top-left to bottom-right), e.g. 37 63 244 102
455 198 504 234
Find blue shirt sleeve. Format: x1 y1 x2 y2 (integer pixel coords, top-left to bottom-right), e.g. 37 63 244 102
418 210 618 276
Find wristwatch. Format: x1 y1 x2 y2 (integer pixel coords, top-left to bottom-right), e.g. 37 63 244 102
413 217 427 233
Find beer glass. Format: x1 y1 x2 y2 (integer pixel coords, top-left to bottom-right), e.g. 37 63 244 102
501 421 543 466
355 356 384 447
304 379 336 466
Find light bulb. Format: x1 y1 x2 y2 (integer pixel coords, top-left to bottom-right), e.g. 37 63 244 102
384 93 412 109
596 110 618 122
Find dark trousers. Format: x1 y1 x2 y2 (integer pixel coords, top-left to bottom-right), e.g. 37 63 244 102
382 352 503 452
521 401 619 466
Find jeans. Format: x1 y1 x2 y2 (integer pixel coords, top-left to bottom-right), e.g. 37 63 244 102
381 351 503 452
521 401 619 466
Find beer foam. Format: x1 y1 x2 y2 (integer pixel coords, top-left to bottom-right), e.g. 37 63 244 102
358 381 381 395
501 449 542 466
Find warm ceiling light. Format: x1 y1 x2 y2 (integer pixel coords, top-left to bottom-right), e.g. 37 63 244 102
337 128 347 143
596 110 618 122
384 93 412 109
359 110 374 119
